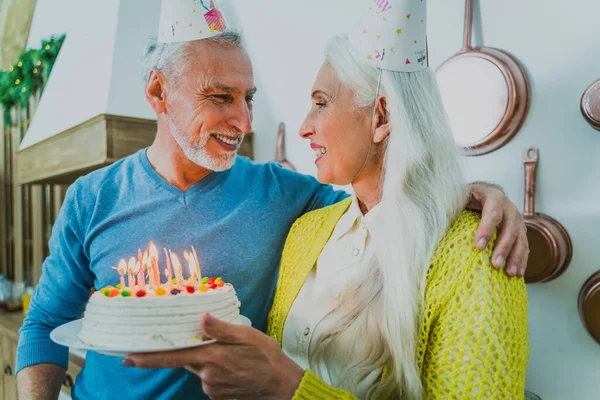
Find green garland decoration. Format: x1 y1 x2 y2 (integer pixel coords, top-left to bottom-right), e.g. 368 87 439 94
0 34 66 127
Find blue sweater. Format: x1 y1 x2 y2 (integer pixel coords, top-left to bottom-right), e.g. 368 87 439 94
16 149 347 400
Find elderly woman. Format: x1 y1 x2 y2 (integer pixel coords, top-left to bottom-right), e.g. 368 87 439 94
126 3 529 399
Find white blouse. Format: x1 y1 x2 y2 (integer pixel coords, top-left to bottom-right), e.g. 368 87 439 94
282 195 383 398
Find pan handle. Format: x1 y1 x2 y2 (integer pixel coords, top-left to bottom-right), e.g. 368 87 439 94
275 122 286 162
462 0 474 51
523 147 539 216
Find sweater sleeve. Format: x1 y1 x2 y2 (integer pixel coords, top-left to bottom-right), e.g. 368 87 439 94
292 370 358 400
16 183 95 374
420 242 530 399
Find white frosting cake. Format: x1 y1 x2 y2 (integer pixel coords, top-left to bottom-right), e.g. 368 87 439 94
78 283 241 350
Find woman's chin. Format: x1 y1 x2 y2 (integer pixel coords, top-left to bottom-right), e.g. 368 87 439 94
317 171 351 187
316 169 333 185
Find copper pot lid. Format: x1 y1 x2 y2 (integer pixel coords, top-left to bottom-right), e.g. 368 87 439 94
581 80 600 131
578 271 600 345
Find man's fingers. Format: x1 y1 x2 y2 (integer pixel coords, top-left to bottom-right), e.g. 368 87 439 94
125 346 212 369
475 198 504 250
201 313 252 344
200 368 252 400
491 224 520 272
505 232 530 278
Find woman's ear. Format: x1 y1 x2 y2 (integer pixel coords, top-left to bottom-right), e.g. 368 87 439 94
373 95 391 143
145 70 168 114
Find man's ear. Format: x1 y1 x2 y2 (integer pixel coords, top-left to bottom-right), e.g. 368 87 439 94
373 95 391 144
145 70 168 114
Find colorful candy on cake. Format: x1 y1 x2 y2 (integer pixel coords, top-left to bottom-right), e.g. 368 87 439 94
78 242 241 350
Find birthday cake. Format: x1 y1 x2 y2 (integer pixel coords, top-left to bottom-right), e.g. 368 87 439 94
78 244 241 350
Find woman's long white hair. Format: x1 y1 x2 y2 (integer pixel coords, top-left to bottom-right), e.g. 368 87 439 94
308 35 468 399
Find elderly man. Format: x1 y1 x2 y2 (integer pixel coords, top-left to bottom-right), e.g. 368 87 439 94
16 5 528 400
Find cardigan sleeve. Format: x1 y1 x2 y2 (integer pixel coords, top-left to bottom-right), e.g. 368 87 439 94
420 243 530 399
292 370 358 400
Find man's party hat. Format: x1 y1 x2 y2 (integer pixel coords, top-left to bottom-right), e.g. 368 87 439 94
158 0 229 44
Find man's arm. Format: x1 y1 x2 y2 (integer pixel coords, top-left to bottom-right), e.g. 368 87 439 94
18 364 66 400
271 164 528 276
17 183 95 399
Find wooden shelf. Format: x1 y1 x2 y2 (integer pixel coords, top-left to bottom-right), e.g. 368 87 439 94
17 114 158 185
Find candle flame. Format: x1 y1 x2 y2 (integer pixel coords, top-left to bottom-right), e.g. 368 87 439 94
142 250 150 268
149 241 159 262
127 257 136 272
117 259 127 274
191 246 201 279
184 251 198 278
171 252 183 272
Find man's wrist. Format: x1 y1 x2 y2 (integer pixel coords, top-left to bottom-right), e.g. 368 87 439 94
278 361 304 399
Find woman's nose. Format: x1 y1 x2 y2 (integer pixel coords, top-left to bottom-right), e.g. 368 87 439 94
299 117 315 139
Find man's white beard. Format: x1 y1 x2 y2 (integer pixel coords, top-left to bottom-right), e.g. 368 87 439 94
167 117 240 172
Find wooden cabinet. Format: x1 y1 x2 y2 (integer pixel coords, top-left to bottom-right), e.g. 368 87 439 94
0 317 19 400
0 312 85 400
1 336 18 400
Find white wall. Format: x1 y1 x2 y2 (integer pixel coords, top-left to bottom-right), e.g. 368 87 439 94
105 0 160 119
228 1 600 399
21 0 120 149
21 0 158 150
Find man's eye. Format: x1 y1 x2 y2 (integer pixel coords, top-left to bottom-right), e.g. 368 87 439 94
246 97 254 104
213 95 232 102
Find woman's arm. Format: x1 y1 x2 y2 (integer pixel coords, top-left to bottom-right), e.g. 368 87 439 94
421 246 529 399
291 370 358 400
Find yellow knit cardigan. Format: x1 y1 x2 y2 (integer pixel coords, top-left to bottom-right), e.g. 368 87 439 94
267 198 529 399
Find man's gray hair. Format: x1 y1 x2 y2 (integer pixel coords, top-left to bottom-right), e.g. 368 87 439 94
140 30 243 87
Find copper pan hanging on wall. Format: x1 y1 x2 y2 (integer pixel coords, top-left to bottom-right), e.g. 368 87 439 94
581 79 600 131
522 147 572 283
578 271 600 346
274 123 296 171
436 0 530 156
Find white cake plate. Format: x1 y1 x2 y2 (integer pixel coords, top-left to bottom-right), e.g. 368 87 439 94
50 315 251 358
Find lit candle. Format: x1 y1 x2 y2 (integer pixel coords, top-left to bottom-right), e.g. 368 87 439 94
144 250 155 289
163 248 173 290
137 248 146 290
170 251 185 289
191 246 201 281
112 259 127 289
184 251 197 286
127 257 136 288
149 242 160 287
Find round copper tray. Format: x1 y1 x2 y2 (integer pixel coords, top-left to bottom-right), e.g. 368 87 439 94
581 80 600 131
578 271 600 345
